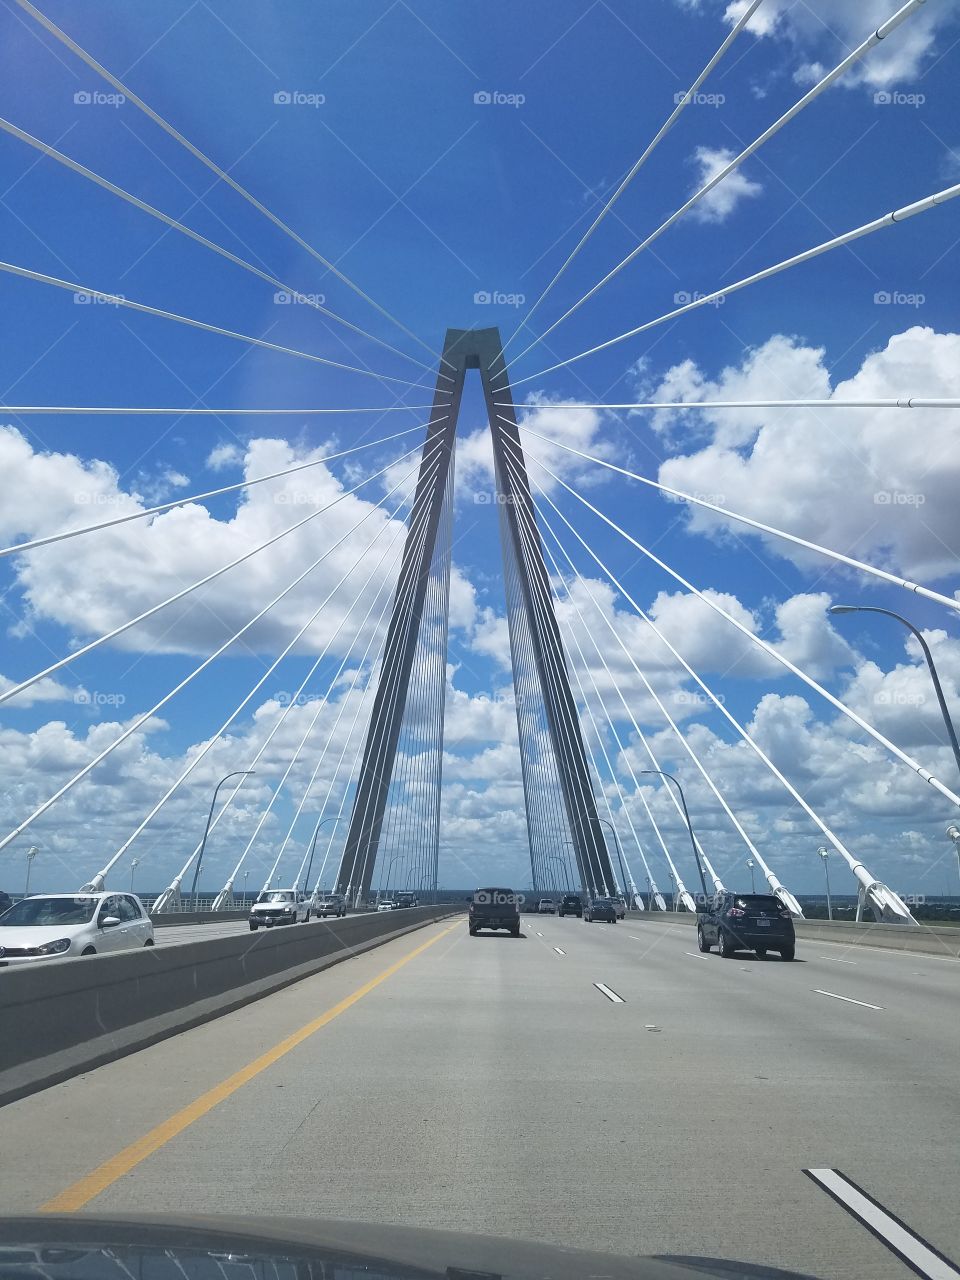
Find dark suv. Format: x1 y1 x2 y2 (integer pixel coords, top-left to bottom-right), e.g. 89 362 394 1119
468 887 521 937
697 892 795 960
557 893 583 918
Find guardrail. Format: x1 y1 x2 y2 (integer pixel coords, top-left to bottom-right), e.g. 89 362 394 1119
0 905 459 1108
624 909 960 957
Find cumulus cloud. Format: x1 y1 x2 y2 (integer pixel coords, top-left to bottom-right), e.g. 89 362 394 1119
686 146 763 224
645 327 960 581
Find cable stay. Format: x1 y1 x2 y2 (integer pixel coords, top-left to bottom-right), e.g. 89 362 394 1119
504 0 928 371
502 398 960 412
525 451 960 812
517 425 960 614
505 178 960 387
0 116 437 376
499 0 764 355
0 440 424 709
138 473 421 909
2 405 438 415
520 456 920 923
13 0 450 371
0 452 428 868
0 422 436 560
0 260 426 389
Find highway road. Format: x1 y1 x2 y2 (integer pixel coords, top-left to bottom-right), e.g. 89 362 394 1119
1 913 957 1280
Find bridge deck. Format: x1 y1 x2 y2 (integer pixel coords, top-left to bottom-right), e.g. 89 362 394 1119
2 915 957 1280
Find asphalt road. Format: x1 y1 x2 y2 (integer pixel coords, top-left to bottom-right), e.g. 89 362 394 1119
1 913 957 1280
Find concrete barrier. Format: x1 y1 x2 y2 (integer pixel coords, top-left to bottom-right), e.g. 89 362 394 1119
149 910 247 927
0 906 458 1108
624 909 960 958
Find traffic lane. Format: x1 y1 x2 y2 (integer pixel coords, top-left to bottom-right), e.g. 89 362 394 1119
0 919 459 1213
154 909 383 947
69 912 913 1280
536 913 960 1272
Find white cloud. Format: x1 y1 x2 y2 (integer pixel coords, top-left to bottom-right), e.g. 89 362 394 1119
0 673 79 708
646 327 960 581
206 442 245 471
687 146 763 224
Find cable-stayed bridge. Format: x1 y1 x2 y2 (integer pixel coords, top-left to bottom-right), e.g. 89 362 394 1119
1 2 960 1277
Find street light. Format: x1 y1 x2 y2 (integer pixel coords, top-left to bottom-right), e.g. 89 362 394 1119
817 847 833 920
830 605 960 783
130 858 139 892
596 816 628 898
548 852 571 892
24 846 40 896
746 859 756 893
639 770 709 900
243 869 250 910
948 826 960 896
304 815 340 892
190 771 256 905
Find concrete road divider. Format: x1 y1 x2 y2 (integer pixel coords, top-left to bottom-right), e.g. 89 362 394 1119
0 906 457 1108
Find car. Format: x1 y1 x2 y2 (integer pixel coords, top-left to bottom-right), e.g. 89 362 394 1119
612 895 627 919
249 889 309 930
395 891 418 908
377 899 396 912
557 893 583 918
468 887 521 936
584 897 618 923
311 891 347 918
0 892 154 964
537 898 555 914
697 891 796 960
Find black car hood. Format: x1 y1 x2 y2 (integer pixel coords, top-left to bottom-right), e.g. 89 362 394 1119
0 1214 823 1280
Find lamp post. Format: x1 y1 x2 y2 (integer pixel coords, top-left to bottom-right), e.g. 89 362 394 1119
304 816 340 892
596 816 628 898
817 847 833 920
830 605 960 784
24 846 39 896
243 869 249 911
190 771 256 906
639 770 709 900
948 826 960 897
130 858 139 892
746 859 756 893
548 852 571 892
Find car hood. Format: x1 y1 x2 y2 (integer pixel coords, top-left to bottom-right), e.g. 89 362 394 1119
0 924 86 948
0 1215 824 1280
251 903 293 912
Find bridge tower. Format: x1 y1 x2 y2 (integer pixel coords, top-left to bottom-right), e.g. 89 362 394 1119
335 328 617 905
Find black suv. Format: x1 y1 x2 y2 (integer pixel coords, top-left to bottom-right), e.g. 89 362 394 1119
468 887 521 937
697 892 795 960
557 893 583 918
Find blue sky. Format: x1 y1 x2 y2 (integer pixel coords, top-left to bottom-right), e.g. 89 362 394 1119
1 0 959 902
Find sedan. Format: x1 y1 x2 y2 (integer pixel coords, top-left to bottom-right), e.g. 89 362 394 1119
0 892 154 964
584 897 618 923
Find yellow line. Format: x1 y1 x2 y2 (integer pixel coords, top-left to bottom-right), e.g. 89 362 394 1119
42 919 459 1213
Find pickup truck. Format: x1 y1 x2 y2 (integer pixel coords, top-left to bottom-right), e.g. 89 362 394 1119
468 887 521 937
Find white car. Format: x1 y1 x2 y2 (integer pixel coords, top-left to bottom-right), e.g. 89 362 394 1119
249 889 310 930
0 892 154 965
376 900 396 912
537 898 555 914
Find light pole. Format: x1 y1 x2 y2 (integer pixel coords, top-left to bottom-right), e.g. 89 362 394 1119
830 605 960 784
190 771 256 906
817 847 833 920
639 770 709 900
948 826 960 897
243 869 250 910
304 816 340 892
596 816 628 898
24 846 39 896
130 858 139 892
548 852 571 892
746 859 756 893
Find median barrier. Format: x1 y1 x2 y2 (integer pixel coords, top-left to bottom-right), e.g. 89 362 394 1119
0 905 458 1107
624 909 960 957
150 910 247 927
